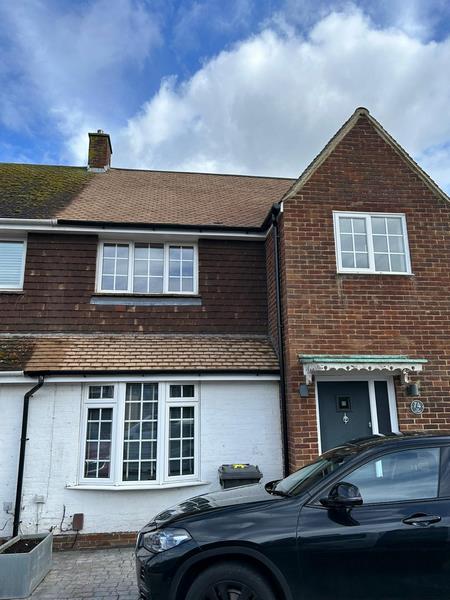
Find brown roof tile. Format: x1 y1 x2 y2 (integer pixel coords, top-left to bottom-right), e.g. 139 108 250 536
57 169 293 228
0 164 293 228
0 335 279 373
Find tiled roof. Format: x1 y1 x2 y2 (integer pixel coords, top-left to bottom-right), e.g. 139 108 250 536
0 164 93 219
0 164 293 228
0 335 279 373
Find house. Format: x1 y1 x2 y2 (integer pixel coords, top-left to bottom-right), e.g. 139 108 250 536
1 108 449 548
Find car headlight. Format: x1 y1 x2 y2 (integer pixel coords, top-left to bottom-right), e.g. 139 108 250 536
142 528 192 553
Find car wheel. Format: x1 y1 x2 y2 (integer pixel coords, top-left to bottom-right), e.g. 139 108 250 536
185 561 276 600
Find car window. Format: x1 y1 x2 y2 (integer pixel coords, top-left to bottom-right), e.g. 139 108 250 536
343 448 440 504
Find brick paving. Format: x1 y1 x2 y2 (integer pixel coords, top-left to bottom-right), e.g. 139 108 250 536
30 547 139 600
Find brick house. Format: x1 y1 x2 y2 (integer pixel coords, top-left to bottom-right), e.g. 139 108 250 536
0 108 449 547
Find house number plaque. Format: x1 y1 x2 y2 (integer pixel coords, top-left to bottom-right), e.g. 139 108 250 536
410 400 425 415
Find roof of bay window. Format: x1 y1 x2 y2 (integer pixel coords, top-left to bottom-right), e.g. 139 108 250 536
0 334 279 374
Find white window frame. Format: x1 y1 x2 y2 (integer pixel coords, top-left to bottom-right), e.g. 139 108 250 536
96 241 198 295
165 384 199 483
0 237 27 291
79 385 118 485
333 212 412 275
78 381 200 488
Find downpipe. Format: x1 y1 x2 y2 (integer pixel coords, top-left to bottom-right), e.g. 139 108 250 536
12 376 44 537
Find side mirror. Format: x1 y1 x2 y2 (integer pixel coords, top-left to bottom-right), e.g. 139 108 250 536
264 480 279 493
320 482 363 509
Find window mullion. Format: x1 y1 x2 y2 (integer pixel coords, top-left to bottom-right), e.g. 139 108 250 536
115 383 126 485
366 216 375 271
129 242 134 293
159 382 167 484
164 244 169 294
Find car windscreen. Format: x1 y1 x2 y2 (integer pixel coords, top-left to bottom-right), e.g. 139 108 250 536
274 446 357 496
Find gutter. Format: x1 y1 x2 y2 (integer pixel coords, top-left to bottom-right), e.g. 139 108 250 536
0 218 57 226
12 376 44 537
271 203 290 476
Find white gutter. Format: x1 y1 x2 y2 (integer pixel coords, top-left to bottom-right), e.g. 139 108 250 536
0 220 266 240
0 218 57 226
0 371 25 377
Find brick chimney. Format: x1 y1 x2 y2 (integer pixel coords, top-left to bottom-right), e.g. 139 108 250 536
88 130 112 171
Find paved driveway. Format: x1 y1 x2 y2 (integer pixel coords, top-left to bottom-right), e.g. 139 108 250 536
31 547 139 600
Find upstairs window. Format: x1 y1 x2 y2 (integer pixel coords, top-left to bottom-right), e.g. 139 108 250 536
0 240 26 290
97 241 197 294
334 212 411 274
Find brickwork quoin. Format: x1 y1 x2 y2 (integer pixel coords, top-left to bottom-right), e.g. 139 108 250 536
280 114 450 471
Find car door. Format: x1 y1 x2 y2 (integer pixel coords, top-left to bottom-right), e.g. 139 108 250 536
296 445 450 600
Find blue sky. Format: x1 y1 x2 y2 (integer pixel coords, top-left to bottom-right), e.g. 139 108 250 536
1 0 450 191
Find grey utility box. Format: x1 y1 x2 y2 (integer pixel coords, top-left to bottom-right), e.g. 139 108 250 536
219 464 263 489
0 532 52 599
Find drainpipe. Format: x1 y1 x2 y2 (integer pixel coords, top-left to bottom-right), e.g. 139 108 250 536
13 376 44 538
271 203 290 477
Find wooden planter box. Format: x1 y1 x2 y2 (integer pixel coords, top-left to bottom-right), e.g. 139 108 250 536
0 532 52 599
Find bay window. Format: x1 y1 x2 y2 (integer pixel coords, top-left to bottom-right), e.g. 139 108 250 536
97 241 197 294
80 382 199 487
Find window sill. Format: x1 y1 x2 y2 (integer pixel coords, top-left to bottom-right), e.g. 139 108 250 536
337 271 414 276
66 480 210 491
90 294 202 307
0 289 24 294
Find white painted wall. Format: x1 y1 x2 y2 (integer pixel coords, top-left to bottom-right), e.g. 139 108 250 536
0 380 282 537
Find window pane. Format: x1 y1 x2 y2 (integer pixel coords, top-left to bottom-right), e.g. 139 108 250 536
345 448 440 503
123 383 158 482
339 218 352 233
374 254 390 271
102 275 114 290
169 246 195 292
352 219 366 234
340 234 353 252
168 405 195 477
371 217 386 234
390 254 406 272
0 242 27 289
387 218 403 235
389 236 405 253
170 385 182 398
341 253 355 268
355 253 369 268
101 244 129 291
133 244 164 294
373 236 388 252
89 386 101 399
354 235 367 252
84 407 113 479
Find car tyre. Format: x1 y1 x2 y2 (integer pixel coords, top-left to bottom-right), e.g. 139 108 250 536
185 561 277 600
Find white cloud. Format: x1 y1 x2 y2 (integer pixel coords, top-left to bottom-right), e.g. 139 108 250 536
107 7 450 193
0 0 161 160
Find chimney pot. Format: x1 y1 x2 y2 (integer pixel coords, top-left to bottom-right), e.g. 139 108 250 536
88 130 112 171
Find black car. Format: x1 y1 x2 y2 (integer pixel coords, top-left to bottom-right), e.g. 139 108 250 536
136 433 450 600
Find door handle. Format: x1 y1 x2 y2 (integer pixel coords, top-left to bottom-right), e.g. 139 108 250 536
403 514 442 527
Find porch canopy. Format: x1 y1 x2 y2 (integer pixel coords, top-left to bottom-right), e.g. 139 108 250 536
300 354 427 385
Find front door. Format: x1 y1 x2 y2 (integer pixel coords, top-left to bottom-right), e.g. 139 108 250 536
318 381 372 451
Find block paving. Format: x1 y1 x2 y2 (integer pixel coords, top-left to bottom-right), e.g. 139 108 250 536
30 547 139 600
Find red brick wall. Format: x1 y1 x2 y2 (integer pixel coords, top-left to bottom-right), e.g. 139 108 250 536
52 531 136 551
0 236 268 334
281 115 450 470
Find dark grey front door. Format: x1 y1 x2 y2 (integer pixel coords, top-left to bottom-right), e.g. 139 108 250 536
318 381 372 451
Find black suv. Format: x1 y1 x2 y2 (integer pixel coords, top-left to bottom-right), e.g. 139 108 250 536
136 433 450 600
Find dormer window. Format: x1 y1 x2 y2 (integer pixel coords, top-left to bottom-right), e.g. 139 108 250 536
333 212 411 275
97 241 197 294
0 239 26 290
